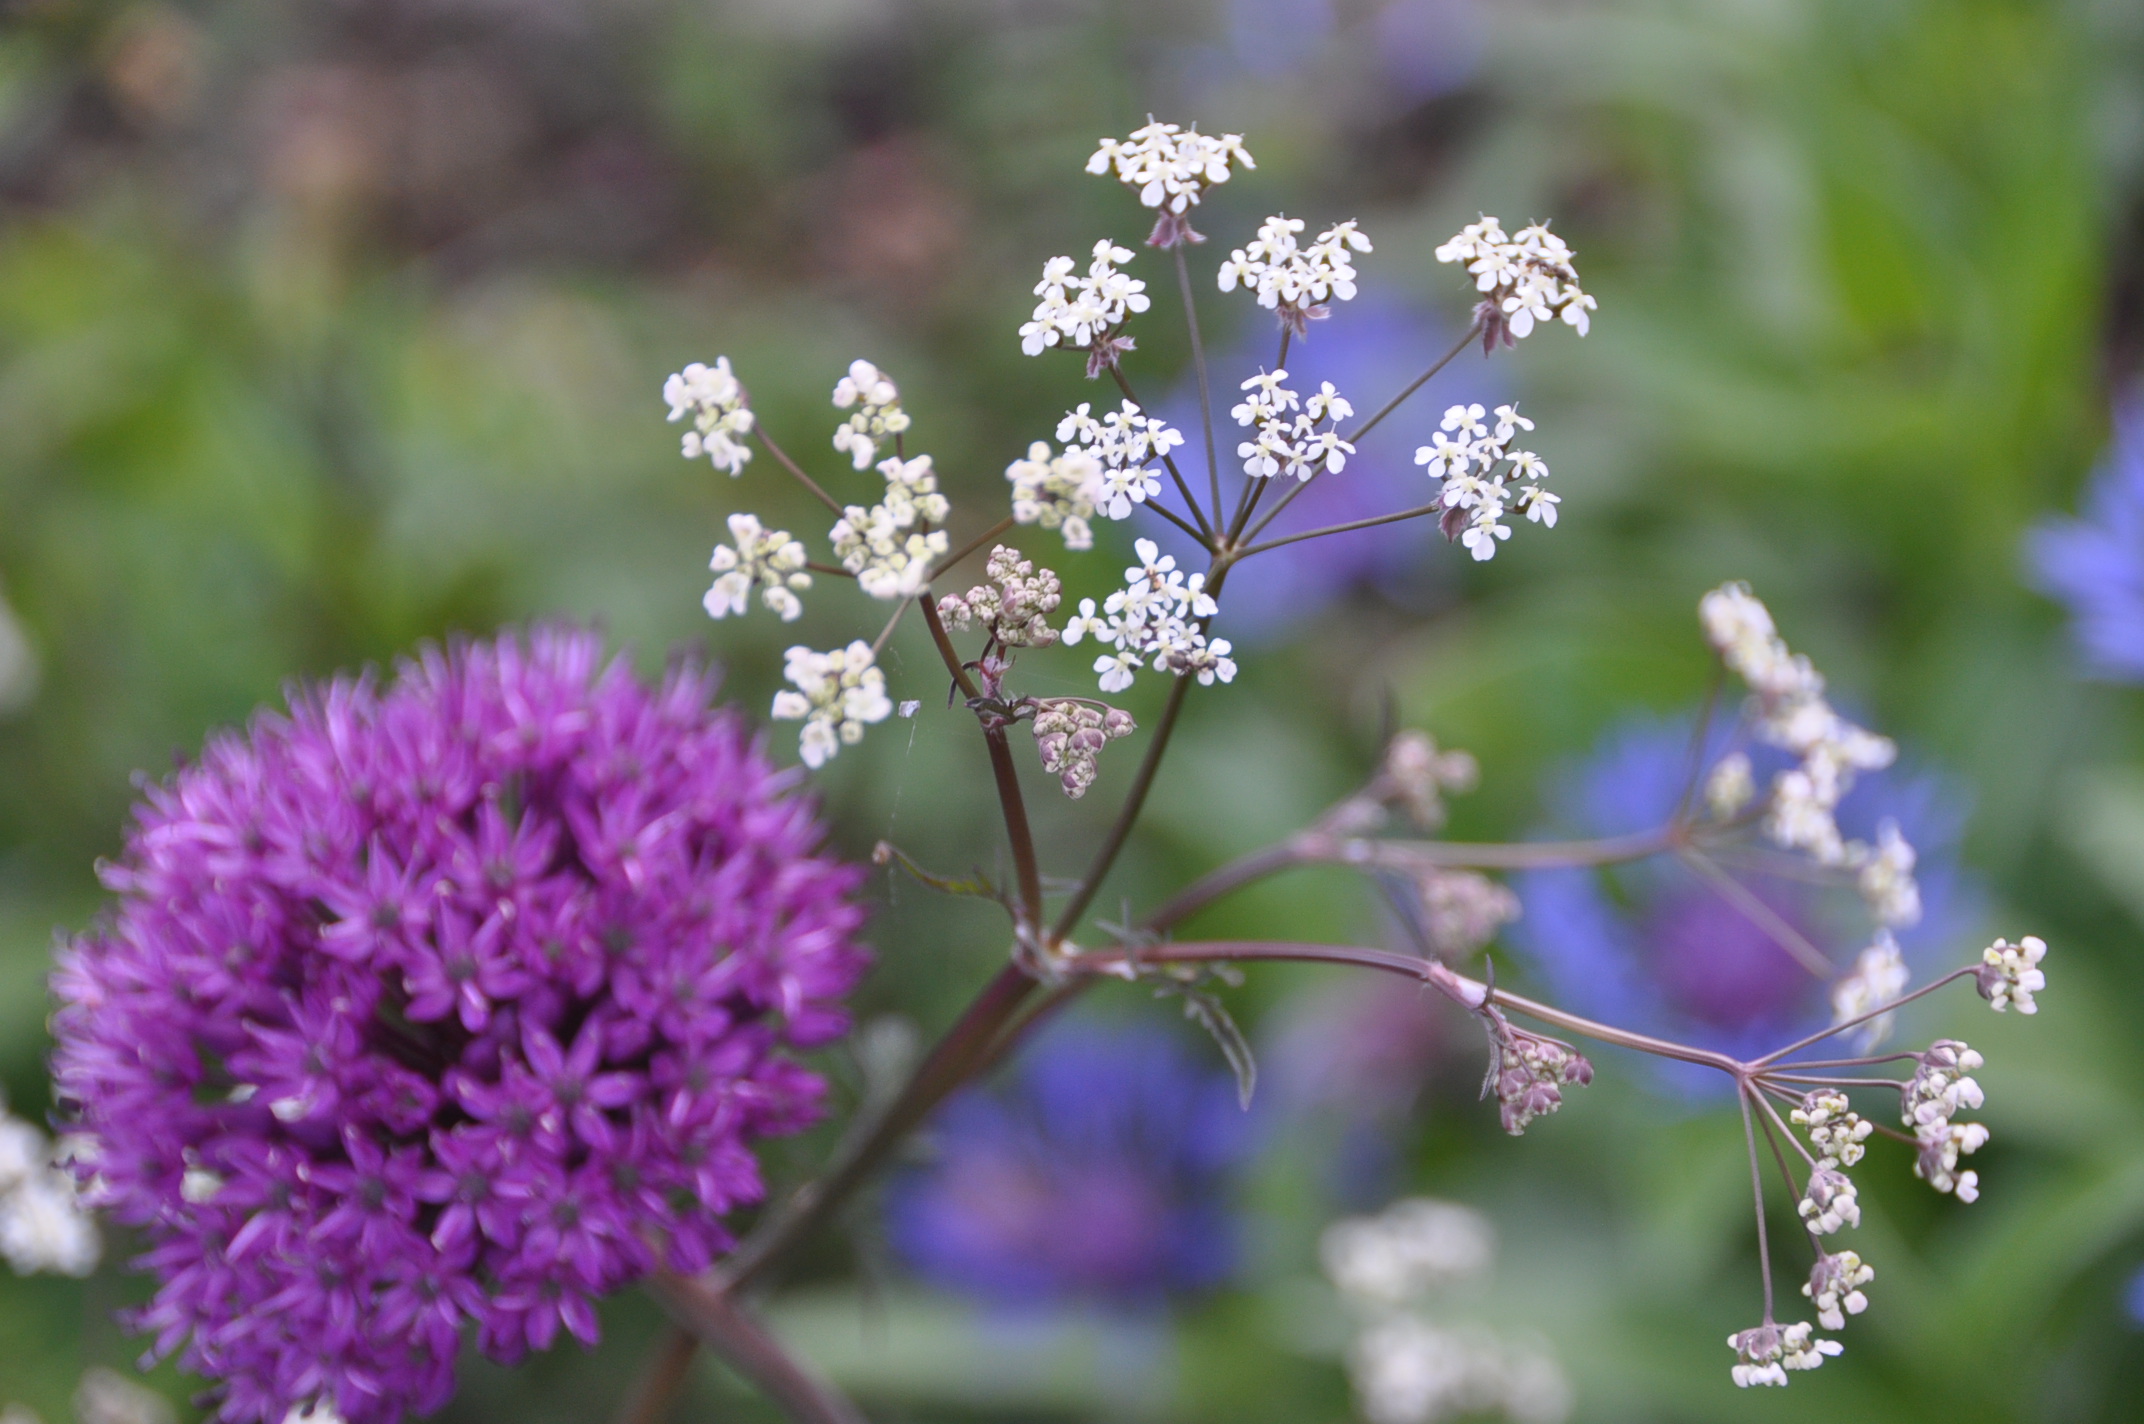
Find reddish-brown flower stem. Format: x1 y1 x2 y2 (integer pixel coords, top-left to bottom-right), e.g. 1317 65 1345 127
1739 1086 1777 1319
1752 967 1979 1067
1233 500 1445 559
1050 675 1194 942
650 1274 867 1424
1175 244 1224 519
931 516 1019 580
983 725 1045 930
609 1327 700 1424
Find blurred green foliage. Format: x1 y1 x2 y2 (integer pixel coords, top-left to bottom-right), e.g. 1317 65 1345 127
1 0 2141 1420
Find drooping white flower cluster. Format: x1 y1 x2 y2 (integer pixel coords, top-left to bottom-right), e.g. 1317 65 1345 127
830 454 951 601
1003 443 1103 551
1218 216 1373 334
704 513 812 623
1061 539 1231 692
1797 1165 1861 1236
1902 1039 1989 1201
1726 1320 1839 1388
0 1101 99 1277
1414 403 1556 561
1790 1091 1874 1169
1829 932 1910 1046
1698 584 1912 900
1433 217 1595 344
1029 698 1136 799
1324 1198 1570 1424
830 359 912 471
1379 730 1480 831
1487 1025 1591 1136
1021 240 1150 365
1976 935 2047 1014
663 357 756 476
936 546 1063 649
1233 370 1356 482
1086 120 1255 245
1803 1250 1875 1332
771 641 894 769
1408 869 1521 958
1057 400 1186 516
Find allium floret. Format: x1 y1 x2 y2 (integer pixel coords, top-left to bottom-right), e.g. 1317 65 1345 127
663 358 756 475
50 628 871 1424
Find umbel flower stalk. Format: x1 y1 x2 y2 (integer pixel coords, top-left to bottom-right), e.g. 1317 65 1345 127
49 120 2048 1424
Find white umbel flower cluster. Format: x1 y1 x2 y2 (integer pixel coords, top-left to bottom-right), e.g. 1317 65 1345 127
664 357 756 476
1057 401 1186 516
1414 403 1555 561
1803 1250 1874 1332
704 513 812 623
1902 1039 1989 1201
936 546 1063 649
1433 217 1595 343
1727 1320 1839 1388
771 641 894 769
1087 121 1254 220
1003 442 1103 551
1233 371 1355 482
1021 240 1150 362
0 1102 99 1277
1029 698 1136 799
1060 539 1232 692
1976 935 2047 1014
1797 1165 1861 1236
1325 1198 1570 1424
1218 216 1372 334
830 359 912 470
1791 1091 1874 1168
1829 932 1909 1046
830 454 951 600
1698 584 1910 895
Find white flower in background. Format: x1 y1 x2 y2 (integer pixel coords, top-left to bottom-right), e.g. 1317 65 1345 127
830 454 952 601
282 1403 346 1424
1976 935 2047 1014
1056 400 1186 517
1434 217 1595 345
0 585 36 715
770 642 894 768
1698 584 1909 883
1829 932 1909 1047
1407 869 1521 957
1414 403 1553 561
1061 539 1231 692
1322 1198 1495 1306
1232 370 1355 482
1791 1091 1874 1169
1004 442 1104 550
1380 729 1480 831
73 1368 174 1424
704 513 812 623
1802 1250 1874 1331
1857 819 1921 927
664 357 757 475
0 1099 99 1278
830 359 913 470
1705 752 1755 818
1326 1197 1569 1424
1219 216 1373 334
1021 240 1150 365
1087 121 1255 244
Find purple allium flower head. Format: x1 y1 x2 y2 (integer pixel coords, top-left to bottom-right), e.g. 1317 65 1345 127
50 627 870 1424
1154 286 1505 643
884 1020 1256 1307
2028 397 2144 680
1511 714 1980 1087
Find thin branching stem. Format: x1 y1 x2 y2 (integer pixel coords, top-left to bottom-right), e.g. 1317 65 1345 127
1739 1086 1777 1319
1175 244 1223 520
1754 1091 1821 1170
805 561 858 579
932 515 1018 579
1766 1053 1923 1071
1108 365 1214 544
868 596 916 657
608 1328 699 1424
1765 1073 1910 1090
1677 847 1836 980
755 429 845 514
1674 666 1728 825
1753 968 1979 1066
1234 500 1444 558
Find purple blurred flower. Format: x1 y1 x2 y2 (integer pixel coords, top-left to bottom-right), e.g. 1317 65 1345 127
1511 715 1980 1081
885 1020 1256 1306
2028 397 2144 680
52 627 870 1424
1154 286 1506 642
2126 1266 2144 1329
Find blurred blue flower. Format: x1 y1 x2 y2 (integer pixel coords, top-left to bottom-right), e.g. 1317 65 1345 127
2028 398 2144 680
1221 0 1483 98
1152 285 1505 642
1510 715 1982 1085
885 1019 1257 1306
2126 1266 2144 1329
